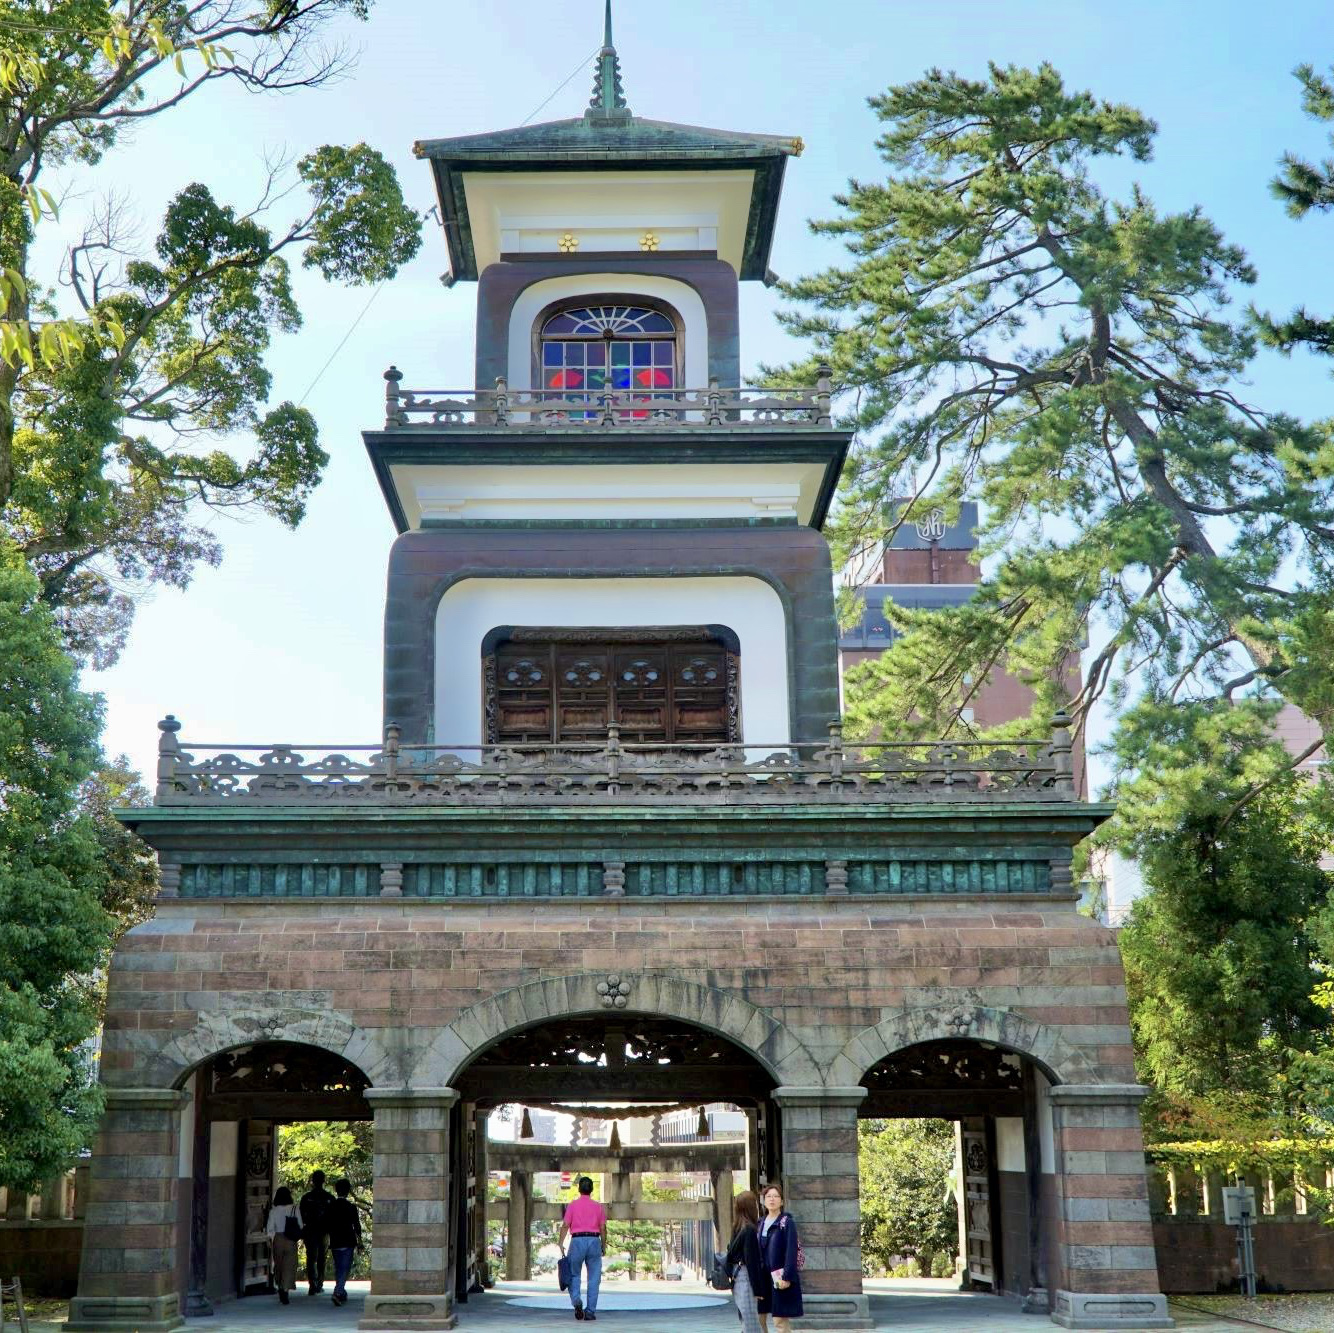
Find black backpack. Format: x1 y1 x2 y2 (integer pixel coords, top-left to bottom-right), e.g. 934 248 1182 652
708 1251 734 1292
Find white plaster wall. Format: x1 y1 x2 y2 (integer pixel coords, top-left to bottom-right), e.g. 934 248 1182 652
434 576 789 745
1037 1075 1056 1173
995 1117 1026 1173
507 274 708 391
210 1121 239 1177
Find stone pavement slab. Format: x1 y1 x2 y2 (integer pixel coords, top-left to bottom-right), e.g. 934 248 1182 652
26 1278 1257 1333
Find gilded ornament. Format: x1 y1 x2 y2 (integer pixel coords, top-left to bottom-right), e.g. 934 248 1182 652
557 232 580 253
639 232 660 252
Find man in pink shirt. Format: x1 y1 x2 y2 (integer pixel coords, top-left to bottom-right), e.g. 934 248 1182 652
557 1176 608 1321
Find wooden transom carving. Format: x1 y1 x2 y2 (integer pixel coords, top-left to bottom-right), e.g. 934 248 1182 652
482 626 740 744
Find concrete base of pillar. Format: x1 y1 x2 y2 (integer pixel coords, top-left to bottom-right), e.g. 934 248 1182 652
359 1293 457 1330
1022 1286 1050 1314
66 1294 185 1332
1050 1290 1173 1329
800 1292 875 1329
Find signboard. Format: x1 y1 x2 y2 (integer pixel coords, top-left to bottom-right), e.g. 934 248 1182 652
1221 1185 1255 1226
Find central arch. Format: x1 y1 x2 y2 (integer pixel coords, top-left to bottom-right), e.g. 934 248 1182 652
417 972 821 1088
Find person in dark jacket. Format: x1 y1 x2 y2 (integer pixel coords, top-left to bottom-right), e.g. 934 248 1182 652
326 1177 362 1306
724 1189 771 1333
759 1183 803 1327
299 1170 333 1294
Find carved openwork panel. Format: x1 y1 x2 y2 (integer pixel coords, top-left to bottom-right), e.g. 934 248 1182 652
469 1016 743 1070
484 627 739 744
208 1042 370 1097
862 1039 1025 1094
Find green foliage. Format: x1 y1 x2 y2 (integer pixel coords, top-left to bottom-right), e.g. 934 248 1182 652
777 62 1334 821
0 1 423 665
1259 65 1334 361
277 1120 373 1277
857 1118 958 1276
1119 781 1332 1120
606 1219 663 1279
0 543 111 1191
78 755 158 945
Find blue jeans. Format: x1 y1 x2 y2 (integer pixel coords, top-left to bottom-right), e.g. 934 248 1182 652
331 1246 355 1298
567 1235 602 1312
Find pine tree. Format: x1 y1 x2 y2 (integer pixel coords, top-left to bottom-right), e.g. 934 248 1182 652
777 64 1334 806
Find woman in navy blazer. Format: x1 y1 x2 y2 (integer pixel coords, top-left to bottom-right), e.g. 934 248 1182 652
758 1183 803 1326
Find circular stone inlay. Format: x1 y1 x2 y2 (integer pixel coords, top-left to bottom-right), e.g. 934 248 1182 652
505 1291 726 1311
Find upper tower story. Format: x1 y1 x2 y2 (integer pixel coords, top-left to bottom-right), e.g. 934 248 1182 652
418 0 800 392
364 3 846 538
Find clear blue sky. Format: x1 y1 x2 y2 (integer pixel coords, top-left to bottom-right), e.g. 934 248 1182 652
69 0 1334 786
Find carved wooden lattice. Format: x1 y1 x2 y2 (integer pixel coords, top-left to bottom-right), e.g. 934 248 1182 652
470 1017 742 1070
484 627 739 745
208 1042 370 1097
862 1039 1025 1093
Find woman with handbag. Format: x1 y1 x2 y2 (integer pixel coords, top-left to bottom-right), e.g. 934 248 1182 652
759 1183 803 1329
265 1185 304 1305
723 1189 770 1333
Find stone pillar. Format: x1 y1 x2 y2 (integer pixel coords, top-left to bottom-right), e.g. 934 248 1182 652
67 1087 190 1333
711 1167 734 1249
1046 1084 1172 1330
5 1189 31 1221
362 1087 459 1331
505 1171 531 1281
771 1086 873 1330
38 1175 64 1220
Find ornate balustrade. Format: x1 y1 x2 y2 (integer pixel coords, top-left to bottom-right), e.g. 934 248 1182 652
380 366 833 429
153 716 1076 806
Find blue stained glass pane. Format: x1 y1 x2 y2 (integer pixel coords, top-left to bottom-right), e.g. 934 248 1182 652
543 343 562 364
611 344 630 364
587 369 606 388
652 342 672 364
612 367 632 388
639 312 673 333
633 343 650 366
587 344 605 367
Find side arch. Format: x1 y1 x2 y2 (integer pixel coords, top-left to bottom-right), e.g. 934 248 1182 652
417 972 823 1088
827 1004 1100 1088
135 1006 400 1090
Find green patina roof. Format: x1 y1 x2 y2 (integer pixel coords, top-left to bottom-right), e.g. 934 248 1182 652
413 0 802 282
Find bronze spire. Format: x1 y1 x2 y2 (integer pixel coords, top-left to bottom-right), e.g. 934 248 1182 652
587 0 629 119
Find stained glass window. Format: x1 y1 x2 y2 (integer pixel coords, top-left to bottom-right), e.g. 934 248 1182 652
540 304 678 417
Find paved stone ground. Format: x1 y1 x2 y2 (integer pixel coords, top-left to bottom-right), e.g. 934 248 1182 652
16 1278 1238 1332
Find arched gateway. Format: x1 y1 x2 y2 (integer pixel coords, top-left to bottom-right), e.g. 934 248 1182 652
69 13 1171 1332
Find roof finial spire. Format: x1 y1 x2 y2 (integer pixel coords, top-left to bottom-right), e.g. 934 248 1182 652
587 0 630 120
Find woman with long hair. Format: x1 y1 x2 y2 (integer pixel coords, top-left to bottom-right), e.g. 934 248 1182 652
759 1182 803 1329
724 1188 771 1333
265 1184 304 1305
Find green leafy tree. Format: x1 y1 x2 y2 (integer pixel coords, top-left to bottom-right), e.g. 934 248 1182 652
0 543 111 1191
80 755 158 943
858 1118 957 1275
1120 789 1331 1113
607 1219 663 1280
777 63 1334 803
277 1119 373 1275
0 1 422 665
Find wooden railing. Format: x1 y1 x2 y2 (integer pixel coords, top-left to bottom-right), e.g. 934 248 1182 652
153 715 1076 806
380 366 834 429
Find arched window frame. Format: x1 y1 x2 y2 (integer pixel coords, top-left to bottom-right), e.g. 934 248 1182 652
532 295 685 400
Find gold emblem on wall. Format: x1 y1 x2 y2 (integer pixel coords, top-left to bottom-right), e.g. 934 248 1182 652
639 232 660 251
558 232 580 253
